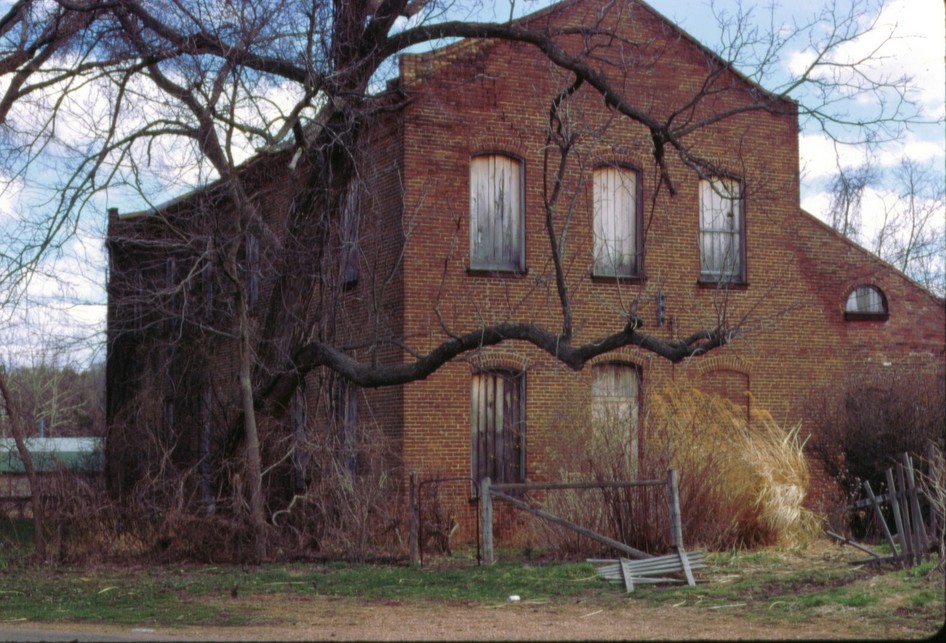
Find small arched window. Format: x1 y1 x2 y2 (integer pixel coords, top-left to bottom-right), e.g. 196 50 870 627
844 285 888 321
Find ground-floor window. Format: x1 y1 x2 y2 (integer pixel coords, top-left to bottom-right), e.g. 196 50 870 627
335 378 358 474
591 363 641 478
471 370 525 485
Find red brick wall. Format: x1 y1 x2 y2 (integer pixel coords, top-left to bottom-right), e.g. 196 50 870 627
105 0 945 545
377 0 945 538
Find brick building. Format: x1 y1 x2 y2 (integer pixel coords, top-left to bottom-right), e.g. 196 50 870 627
106 0 944 542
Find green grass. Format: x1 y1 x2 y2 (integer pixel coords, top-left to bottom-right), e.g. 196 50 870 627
0 561 613 626
0 548 941 634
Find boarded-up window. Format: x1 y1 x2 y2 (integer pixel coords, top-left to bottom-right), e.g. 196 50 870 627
699 178 744 282
245 232 260 305
340 186 360 285
845 285 887 320
199 380 215 513
336 379 358 475
470 154 524 271
290 386 308 493
593 167 639 277
471 370 525 484
591 364 641 477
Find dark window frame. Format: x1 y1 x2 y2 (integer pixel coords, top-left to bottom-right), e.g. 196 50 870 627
591 163 644 278
335 378 359 475
469 152 526 273
470 368 526 486
844 284 889 321
697 176 747 285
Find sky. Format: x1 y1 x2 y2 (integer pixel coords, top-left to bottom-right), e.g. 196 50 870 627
0 0 943 369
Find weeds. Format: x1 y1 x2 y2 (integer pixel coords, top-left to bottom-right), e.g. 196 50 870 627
541 383 820 555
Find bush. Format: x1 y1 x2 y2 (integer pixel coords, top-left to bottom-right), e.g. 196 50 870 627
808 369 945 512
541 383 820 555
647 386 820 549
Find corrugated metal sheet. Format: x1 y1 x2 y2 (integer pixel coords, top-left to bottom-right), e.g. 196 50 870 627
0 437 104 474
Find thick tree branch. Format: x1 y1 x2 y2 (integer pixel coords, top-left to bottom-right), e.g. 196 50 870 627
259 320 728 413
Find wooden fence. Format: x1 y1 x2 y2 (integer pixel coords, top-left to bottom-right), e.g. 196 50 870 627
827 450 940 567
479 469 685 565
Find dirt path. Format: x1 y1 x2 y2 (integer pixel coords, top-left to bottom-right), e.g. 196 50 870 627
1 595 929 641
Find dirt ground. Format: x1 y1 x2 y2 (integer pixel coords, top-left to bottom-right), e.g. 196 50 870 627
2 542 942 641
2 594 937 641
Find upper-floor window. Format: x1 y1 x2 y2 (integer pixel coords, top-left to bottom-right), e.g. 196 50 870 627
471 369 525 484
245 231 260 305
470 154 524 272
845 285 888 321
699 178 744 283
340 186 360 285
593 166 641 277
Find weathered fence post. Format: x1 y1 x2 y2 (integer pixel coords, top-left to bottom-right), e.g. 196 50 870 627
885 468 908 566
863 480 898 556
927 443 940 540
408 472 419 566
902 453 930 561
481 477 494 565
896 463 916 566
667 469 683 550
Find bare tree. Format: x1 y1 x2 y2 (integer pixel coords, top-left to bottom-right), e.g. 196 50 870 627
0 367 47 560
872 160 946 295
827 157 945 295
827 161 878 240
0 0 928 559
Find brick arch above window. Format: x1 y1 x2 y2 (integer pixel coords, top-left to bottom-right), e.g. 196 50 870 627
688 354 753 378
464 348 530 372
843 284 889 321
588 348 653 369
468 136 527 160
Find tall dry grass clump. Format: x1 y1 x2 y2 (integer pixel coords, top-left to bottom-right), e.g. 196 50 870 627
646 384 821 549
541 382 820 555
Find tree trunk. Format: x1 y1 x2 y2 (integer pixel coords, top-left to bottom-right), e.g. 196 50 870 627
235 259 267 562
0 372 47 562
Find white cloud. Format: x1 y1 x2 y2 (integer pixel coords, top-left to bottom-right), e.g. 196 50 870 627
870 0 946 118
0 173 24 222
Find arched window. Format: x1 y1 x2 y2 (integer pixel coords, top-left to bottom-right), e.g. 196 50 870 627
591 363 641 477
471 369 525 484
699 177 745 283
593 166 641 277
845 285 888 321
470 154 524 271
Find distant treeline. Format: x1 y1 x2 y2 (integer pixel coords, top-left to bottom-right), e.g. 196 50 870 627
0 362 105 438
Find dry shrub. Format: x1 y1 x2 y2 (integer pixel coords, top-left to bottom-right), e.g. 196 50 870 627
807 368 945 518
542 396 669 555
542 382 820 555
270 422 403 562
647 384 820 549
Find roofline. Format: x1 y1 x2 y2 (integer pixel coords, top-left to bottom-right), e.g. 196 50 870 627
114 0 797 223
799 208 946 305
401 0 795 108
